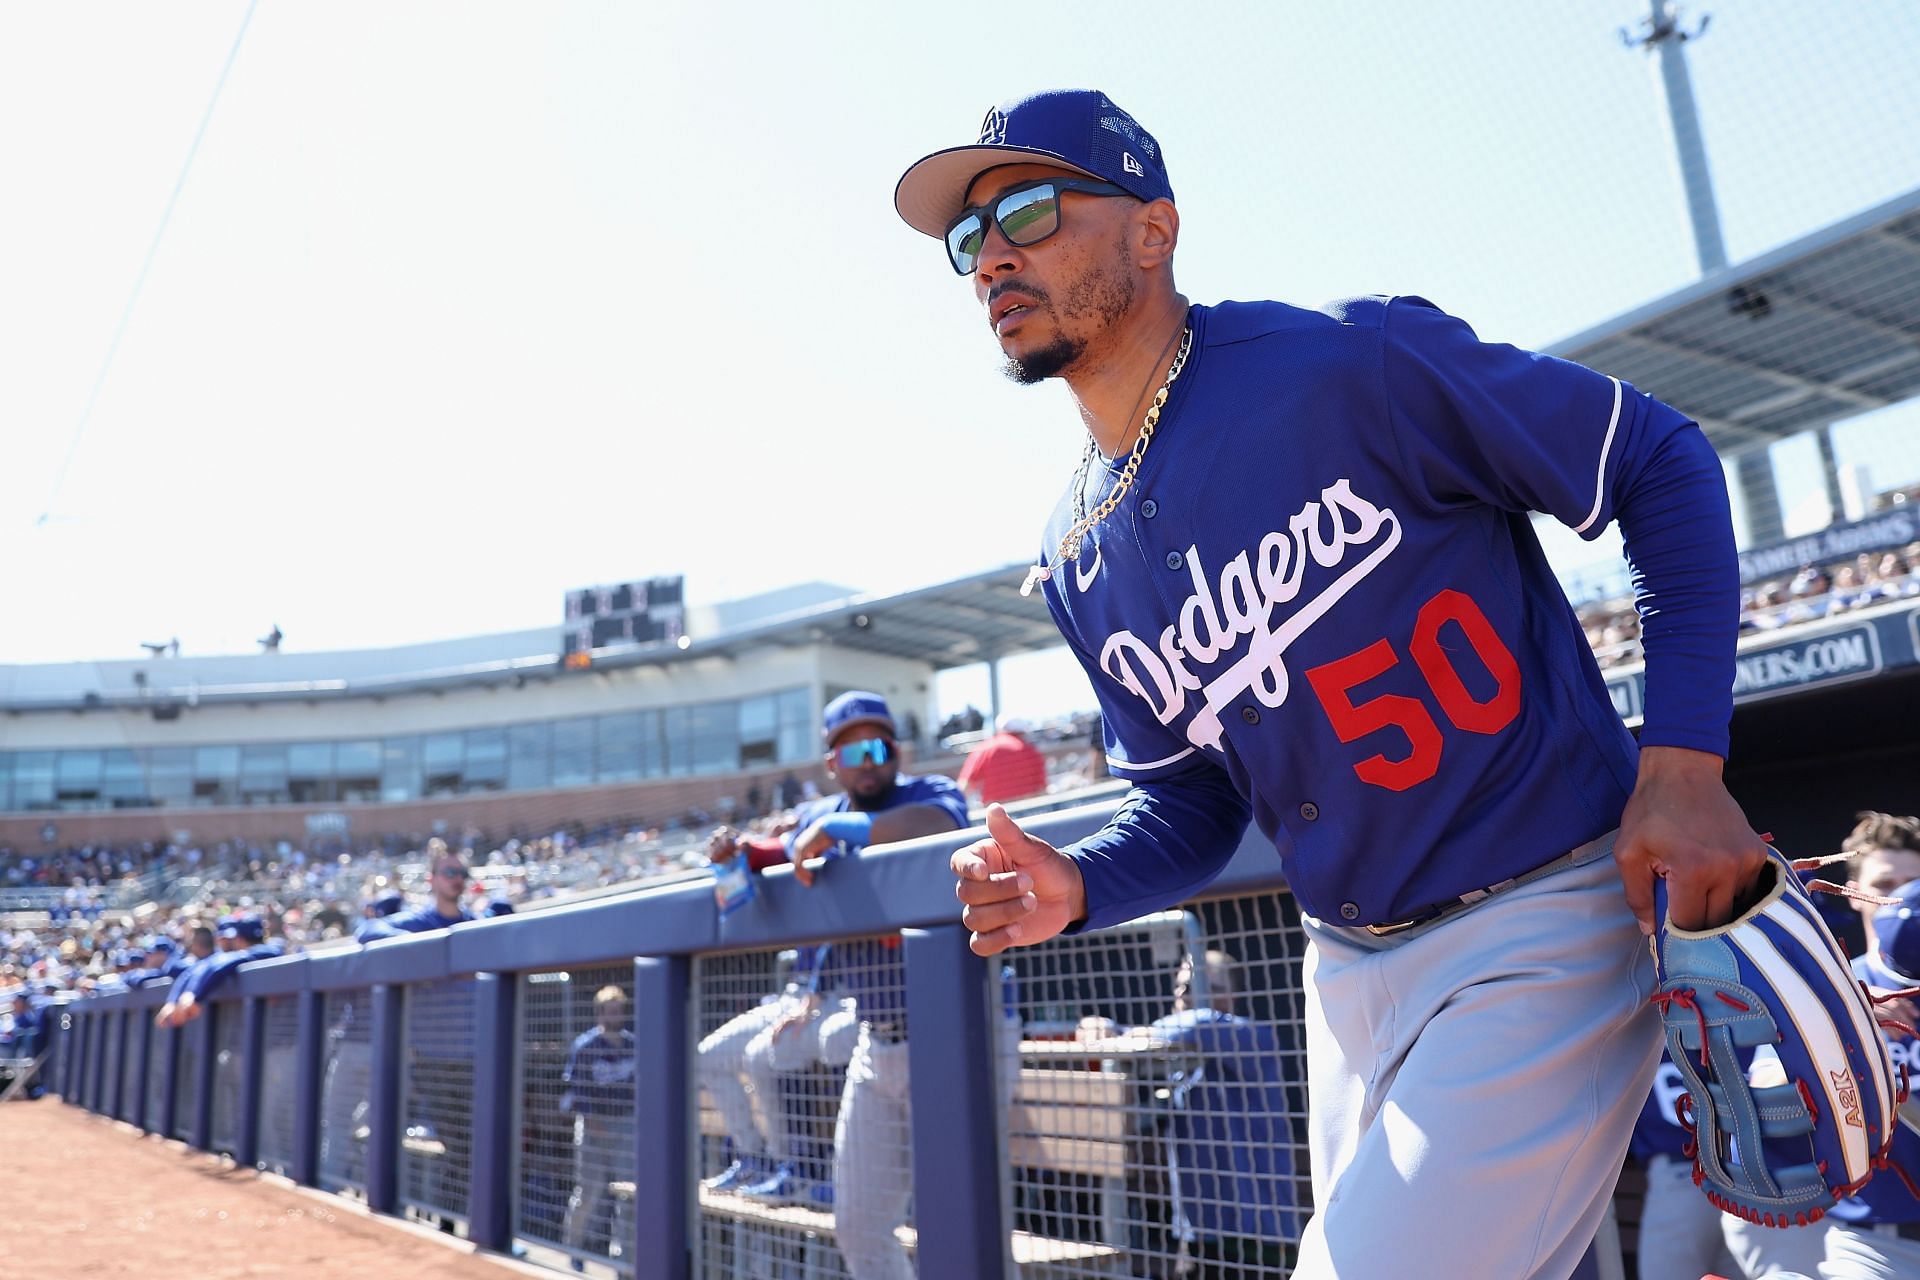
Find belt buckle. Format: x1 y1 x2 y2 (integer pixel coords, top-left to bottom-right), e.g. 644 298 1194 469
1363 872 1527 937
1362 907 1439 938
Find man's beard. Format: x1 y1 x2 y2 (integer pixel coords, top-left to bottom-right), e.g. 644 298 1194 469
1003 334 1083 384
1000 235 1136 385
847 776 896 809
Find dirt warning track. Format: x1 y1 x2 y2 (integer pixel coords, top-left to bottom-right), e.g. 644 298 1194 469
3 1098 521 1280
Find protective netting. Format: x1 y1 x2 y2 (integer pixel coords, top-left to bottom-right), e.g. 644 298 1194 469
693 939 912 1280
1000 895 1311 1279
210 1001 246 1156
257 995 302 1176
513 964 637 1274
317 987 374 1198
398 977 477 1232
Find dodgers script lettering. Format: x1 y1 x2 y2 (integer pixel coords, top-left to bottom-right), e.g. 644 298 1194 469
1098 479 1402 750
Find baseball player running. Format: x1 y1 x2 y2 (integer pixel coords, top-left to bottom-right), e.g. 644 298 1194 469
897 90 1764 1278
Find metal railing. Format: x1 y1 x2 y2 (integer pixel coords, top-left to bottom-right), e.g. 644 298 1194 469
53 797 1626 1280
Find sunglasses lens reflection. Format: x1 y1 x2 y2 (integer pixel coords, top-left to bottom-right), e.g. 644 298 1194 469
836 740 892 768
947 215 987 273
996 184 1060 246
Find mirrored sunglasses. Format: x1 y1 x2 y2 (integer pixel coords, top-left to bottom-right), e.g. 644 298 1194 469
944 178 1134 275
833 738 895 768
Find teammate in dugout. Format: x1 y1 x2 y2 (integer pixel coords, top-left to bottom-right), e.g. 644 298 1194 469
354 841 476 942
1822 878 1920 1279
699 691 968 1253
560 984 637 1265
898 90 1765 1278
1076 949 1302 1278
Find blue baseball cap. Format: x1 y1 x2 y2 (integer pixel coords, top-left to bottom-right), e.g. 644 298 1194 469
1874 878 1920 982
482 899 516 918
218 915 265 943
822 691 896 745
148 937 178 958
369 891 405 918
895 89 1174 239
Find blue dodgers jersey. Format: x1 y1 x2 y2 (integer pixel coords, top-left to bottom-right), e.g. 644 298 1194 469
1631 1050 1710 1163
1149 1009 1302 1242
1833 955 1920 1225
562 1026 637 1117
791 772 970 845
1043 297 1702 927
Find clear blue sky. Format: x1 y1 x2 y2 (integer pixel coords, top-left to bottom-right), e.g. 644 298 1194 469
4 2 1918 720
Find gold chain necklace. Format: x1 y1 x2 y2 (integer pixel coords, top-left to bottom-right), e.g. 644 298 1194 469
1021 325 1193 597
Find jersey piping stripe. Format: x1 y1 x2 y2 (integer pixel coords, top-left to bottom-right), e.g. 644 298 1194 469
1106 746 1197 773
1573 377 1625 536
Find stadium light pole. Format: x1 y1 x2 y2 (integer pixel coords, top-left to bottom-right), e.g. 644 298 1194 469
1625 0 1728 276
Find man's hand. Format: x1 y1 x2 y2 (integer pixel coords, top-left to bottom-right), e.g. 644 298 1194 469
1615 745 1767 934
1869 991 1920 1039
154 1003 176 1028
706 826 741 864
770 993 822 1040
951 804 1086 956
789 820 836 866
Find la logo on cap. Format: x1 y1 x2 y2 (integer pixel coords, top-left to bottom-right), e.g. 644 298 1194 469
978 107 1008 145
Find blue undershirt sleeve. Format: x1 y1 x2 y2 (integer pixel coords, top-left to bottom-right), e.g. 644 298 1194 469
1065 763 1252 933
1613 425 1739 757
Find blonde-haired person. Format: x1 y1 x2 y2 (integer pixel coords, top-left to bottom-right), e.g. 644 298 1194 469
561 984 636 1266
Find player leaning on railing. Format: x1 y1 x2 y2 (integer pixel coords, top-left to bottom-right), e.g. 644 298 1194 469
898 90 1765 1279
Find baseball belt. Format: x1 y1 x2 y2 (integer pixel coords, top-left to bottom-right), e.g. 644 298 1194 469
1362 837 1605 937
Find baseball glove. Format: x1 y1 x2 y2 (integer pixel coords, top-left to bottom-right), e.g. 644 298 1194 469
1652 847 1906 1227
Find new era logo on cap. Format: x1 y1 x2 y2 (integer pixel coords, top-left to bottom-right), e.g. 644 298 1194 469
1123 153 1144 177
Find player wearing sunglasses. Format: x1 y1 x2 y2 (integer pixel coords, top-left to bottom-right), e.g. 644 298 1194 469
778 691 969 886
696 691 970 1249
354 839 477 941
897 90 1761 1278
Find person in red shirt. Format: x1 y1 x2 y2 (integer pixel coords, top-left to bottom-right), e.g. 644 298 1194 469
956 716 1050 807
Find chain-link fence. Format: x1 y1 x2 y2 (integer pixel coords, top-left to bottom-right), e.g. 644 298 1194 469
257 995 301 1176
210 1003 247 1157
399 977 478 1233
1000 896 1311 1279
513 964 637 1275
318 987 374 1198
693 938 915 1280
170 1019 201 1142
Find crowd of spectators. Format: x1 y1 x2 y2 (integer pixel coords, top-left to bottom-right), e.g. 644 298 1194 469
1579 541 1920 669
0 822 723 1007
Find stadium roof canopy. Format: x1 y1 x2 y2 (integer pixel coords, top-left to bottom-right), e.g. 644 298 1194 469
0 566 1060 712
1548 185 1920 453
677 564 1059 668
